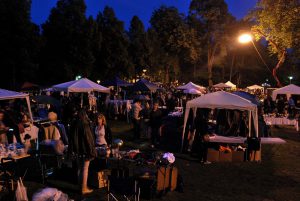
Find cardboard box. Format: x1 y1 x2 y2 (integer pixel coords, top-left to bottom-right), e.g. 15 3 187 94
207 148 219 162
232 151 245 162
89 169 110 188
248 150 261 162
219 151 232 162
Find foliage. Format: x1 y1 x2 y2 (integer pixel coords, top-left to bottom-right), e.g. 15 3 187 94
0 0 40 89
189 0 234 86
96 6 132 79
41 0 95 83
249 0 300 86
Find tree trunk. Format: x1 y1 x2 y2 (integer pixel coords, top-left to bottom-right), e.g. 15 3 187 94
273 50 287 87
165 65 170 83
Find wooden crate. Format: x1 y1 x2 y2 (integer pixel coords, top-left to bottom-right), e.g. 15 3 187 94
219 152 232 162
232 151 245 162
207 149 219 162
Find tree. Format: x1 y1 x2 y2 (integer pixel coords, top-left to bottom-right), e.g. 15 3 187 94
41 0 95 84
249 0 300 87
150 6 193 83
128 16 148 78
96 6 132 79
189 0 234 86
0 0 40 89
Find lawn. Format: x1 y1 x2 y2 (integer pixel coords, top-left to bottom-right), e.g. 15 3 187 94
4 121 299 201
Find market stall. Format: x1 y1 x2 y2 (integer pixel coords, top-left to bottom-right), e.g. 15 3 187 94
177 82 205 91
272 84 300 100
0 88 33 121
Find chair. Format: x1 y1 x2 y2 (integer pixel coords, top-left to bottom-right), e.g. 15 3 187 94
107 168 140 201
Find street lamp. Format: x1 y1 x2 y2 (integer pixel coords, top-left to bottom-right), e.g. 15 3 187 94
97 80 100 84
288 76 293 84
238 33 253 44
75 75 82 80
238 33 271 76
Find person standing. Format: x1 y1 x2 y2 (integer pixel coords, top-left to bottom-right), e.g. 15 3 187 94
69 109 96 194
149 102 162 147
132 100 142 140
94 114 112 147
192 110 211 164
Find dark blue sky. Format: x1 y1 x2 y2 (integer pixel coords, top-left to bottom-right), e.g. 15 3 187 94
31 0 257 29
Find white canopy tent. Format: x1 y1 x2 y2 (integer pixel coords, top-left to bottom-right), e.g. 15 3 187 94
0 88 33 121
183 88 202 95
272 84 300 100
247 84 263 90
225 81 236 89
177 82 205 91
181 91 258 151
52 78 110 93
213 82 231 89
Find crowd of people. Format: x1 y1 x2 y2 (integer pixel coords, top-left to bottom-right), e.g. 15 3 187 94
1 85 299 196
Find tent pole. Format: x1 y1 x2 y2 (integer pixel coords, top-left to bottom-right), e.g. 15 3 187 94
181 107 191 153
81 93 83 108
26 96 33 122
248 110 251 137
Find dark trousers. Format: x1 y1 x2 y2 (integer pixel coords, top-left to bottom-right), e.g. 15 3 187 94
133 119 141 139
151 126 160 145
199 141 208 162
6 127 22 144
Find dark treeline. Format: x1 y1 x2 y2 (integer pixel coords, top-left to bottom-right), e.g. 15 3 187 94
0 0 299 90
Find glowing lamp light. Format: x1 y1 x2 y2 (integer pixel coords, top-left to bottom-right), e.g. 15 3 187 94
97 80 100 84
75 75 82 80
238 34 253 44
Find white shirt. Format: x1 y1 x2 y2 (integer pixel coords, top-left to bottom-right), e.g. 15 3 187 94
95 126 107 146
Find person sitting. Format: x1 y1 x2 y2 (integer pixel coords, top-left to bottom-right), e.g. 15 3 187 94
94 114 112 147
0 110 8 144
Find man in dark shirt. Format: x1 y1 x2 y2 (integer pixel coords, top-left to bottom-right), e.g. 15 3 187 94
149 102 162 147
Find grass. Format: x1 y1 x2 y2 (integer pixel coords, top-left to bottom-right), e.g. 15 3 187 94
4 121 299 201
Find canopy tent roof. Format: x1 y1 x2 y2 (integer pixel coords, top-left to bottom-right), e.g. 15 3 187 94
52 78 110 93
131 78 160 92
0 88 33 121
232 91 261 106
183 88 202 95
272 84 300 100
182 91 258 151
225 81 236 88
101 76 132 87
186 91 257 111
247 84 263 90
177 82 205 91
213 82 231 89
0 88 29 100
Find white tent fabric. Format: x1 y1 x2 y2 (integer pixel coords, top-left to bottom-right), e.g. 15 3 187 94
0 89 33 121
247 84 263 90
272 84 300 100
183 88 202 95
52 78 110 93
213 82 231 89
225 81 236 89
177 82 205 91
181 91 258 151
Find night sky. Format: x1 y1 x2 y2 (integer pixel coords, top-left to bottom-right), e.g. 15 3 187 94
31 0 257 29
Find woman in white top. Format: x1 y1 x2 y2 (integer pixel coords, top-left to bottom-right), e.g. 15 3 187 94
94 114 112 147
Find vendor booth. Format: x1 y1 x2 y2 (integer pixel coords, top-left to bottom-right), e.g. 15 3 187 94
213 83 232 89
0 88 33 121
182 91 276 162
177 82 205 91
271 84 300 100
225 81 236 89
